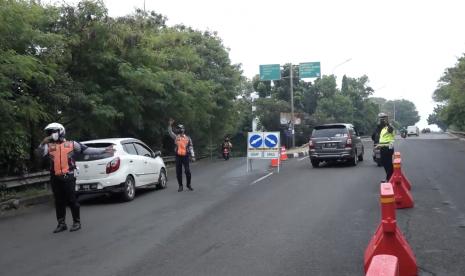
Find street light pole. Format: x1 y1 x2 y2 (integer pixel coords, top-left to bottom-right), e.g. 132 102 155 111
290 63 295 148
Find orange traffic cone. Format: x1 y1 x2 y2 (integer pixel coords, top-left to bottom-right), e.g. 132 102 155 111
280 146 288 161
271 158 280 167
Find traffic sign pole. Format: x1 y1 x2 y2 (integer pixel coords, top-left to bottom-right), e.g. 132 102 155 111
290 63 295 148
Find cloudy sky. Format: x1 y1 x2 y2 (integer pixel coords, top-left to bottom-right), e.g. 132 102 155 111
94 0 465 128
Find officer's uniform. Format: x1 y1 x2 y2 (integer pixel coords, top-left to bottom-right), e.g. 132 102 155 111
378 126 395 181
39 141 106 227
168 126 195 190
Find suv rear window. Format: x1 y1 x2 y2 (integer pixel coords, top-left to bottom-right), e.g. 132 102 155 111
312 126 348 138
75 142 115 161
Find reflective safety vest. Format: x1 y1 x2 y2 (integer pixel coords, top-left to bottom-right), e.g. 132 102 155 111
48 142 74 176
175 135 189 156
379 126 395 146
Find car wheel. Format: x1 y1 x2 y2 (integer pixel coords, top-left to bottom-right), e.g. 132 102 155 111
376 160 382 167
358 148 364 161
349 150 358 166
156 168 167 189
121 175 136 202
311 159 319 168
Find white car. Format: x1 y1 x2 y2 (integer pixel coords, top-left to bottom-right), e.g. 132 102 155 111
75 138 167 201
407 126 420 137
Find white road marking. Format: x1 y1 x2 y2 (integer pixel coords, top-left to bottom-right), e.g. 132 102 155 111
298 156 308 161
250 172 274 185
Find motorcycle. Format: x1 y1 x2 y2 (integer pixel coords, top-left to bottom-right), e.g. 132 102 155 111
223 147 230 160
372 143 382 167
401 130 407 138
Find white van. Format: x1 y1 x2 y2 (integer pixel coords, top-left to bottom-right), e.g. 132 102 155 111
407 126 420 137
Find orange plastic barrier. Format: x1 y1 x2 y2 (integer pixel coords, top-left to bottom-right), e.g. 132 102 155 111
389 157 412 191
366 255 399 276
389 158 414 208
270 158 280 167
364 183 417 276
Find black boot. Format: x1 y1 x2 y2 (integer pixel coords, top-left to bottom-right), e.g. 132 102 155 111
53 223 67 233
186 185 193 191
70 222 81 232
178 186 183 192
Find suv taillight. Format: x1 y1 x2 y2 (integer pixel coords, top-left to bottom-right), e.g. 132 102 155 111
309 139 315 149
106 157 120 174
346 137 353 148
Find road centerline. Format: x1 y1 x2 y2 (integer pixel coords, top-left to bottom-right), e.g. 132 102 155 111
250 172 274 185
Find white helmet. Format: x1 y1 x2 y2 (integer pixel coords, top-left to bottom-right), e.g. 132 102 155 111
44 122 65 137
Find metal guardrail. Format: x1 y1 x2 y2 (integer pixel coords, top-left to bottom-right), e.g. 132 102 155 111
450 130 465 137
0 155 209 190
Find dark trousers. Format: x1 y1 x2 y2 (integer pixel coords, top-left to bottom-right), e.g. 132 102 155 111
51 175 80 224
380 147 394 181
175 155 191 187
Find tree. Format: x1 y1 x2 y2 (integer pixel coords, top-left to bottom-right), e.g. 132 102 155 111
382 100 420 128
432 54 465 130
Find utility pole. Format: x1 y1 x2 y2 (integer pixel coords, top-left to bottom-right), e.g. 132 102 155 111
289 64 295 148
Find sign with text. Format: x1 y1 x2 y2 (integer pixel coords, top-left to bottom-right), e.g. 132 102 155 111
259 64 281 81
299 62 321 78
247 132 280 159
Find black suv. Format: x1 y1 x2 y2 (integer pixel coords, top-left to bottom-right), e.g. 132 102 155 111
309 123 364 168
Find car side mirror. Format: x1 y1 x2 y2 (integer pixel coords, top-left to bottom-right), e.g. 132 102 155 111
153 151 161 158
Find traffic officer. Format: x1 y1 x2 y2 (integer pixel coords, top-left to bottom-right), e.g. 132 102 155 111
168 119 195 192
38 123 113 233
374 113 395 181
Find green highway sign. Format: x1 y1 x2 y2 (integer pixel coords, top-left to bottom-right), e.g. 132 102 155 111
299 62 321 78
259 64 281 81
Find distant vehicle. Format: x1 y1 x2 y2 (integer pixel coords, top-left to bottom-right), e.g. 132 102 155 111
421 128 431 133
309 123 364 168
407 126 420 137
75 138 167 201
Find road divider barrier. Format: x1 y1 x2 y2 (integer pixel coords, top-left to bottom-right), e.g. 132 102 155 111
366 255 399 276
280 146 288 161
364 182 417 276
390 156 412 191
389 158 414 209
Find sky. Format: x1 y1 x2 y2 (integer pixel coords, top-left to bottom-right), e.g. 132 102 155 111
81 0 465 129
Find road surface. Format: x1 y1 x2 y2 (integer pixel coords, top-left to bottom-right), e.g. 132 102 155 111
1 133 464 275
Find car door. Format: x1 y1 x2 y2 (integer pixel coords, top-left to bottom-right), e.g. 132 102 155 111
122 143 146 186
134 142 160 185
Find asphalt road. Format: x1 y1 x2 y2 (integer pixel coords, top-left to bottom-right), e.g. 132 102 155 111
1 133 464 275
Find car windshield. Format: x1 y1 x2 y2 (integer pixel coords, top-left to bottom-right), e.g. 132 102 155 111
312 127 348 138
75 142 115 161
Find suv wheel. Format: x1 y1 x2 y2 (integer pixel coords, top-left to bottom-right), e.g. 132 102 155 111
311 159 319 168
121 175 136 201
349 150 358 166
156 168 167 189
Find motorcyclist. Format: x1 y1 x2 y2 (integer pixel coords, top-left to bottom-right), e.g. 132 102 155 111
221 137 233 160
372 113 395 181
37 123 114 233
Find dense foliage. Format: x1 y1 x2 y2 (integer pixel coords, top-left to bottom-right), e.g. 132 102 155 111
430 54 465 131
0 0 244 175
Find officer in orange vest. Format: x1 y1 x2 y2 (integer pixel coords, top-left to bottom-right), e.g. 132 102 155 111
168 119 195 192
38 123 114 233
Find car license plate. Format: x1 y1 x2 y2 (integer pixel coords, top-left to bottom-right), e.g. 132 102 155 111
81 185 90 191
324 143 336 148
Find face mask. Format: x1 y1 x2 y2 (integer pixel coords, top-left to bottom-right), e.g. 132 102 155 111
51 133 59 141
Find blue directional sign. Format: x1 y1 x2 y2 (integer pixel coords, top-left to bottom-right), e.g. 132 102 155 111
249 134 263 148
264 133 278 148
